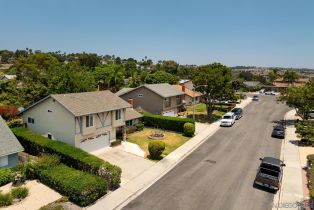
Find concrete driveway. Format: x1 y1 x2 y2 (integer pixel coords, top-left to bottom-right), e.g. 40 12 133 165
97 147 155 185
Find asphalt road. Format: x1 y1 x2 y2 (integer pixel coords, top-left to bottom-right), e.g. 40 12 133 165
123 95 291 210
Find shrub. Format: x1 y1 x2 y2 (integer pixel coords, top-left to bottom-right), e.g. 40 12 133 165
110 140 121 147
12 127 121 189
38 164 108 207
148 140 166 159
0 193 12 207
6 118 23 128
183 123 195 137
11 187 29 199
0 168 14 187
135 122 144 131
142 113 195 133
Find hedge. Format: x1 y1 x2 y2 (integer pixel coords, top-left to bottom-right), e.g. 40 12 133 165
142 112 195 133
38 164 108 206
12 127 121 189
0 168 14 187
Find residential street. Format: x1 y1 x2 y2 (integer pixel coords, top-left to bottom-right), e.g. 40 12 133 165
123 95 291 210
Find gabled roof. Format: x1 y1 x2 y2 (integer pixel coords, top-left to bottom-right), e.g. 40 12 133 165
125 108 142 121
0 116 24 157
172 85 202 98
20 91 132 117
115 87 135 96
116 83 184 98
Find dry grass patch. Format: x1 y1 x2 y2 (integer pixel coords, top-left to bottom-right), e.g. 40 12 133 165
127 128 190 159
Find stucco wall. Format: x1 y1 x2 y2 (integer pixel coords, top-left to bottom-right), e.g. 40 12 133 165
0 153 19 168
22 97 75 146
120 87 164 114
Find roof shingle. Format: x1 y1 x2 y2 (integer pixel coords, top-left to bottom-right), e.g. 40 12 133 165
0 116 24 157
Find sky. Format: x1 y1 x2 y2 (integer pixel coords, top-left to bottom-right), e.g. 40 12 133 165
1 0 314 68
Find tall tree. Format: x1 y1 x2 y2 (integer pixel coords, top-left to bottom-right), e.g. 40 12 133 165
283 70 299 85
193 63 233 118
78 53 100 69
280 78 314 119
268 69 279 84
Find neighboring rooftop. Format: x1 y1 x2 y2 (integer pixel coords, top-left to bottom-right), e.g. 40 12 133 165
21 91 132 116
243 81 261 87
0 116 24 157
115 87 135 96
116 83 184 98
172 85 202 98
125 108 142 121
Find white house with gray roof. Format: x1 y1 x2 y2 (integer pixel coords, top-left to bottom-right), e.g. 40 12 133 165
19 91 136 153
116 83 185 116
0 116 24 168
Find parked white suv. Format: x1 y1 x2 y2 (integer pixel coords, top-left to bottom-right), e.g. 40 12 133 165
220 112 236 127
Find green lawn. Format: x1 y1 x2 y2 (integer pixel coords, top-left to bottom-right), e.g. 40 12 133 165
186 103 227 123
127 128 190 159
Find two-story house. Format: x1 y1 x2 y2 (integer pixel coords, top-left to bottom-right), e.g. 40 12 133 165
116 83 185 116
19 91 132 153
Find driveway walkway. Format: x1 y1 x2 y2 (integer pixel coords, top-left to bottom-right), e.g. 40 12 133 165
97 147 155 186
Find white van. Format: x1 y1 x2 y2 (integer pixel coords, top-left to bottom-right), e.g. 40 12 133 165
220 112 236 127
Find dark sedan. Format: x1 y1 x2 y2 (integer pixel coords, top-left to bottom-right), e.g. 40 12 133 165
231 108 243 120
271 125 285 139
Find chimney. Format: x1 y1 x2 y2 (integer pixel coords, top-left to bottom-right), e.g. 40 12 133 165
181 85 186 92
127 98 134 107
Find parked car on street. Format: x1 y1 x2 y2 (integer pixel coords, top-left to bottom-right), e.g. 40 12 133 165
252 95 259 101
231 108 243 120
220 112 236 127
265 91 276 95
306 110 314 119
271 125 285 139
259 89 265 94
254 157 285 191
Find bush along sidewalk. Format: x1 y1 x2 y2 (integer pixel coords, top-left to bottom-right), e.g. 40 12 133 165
142 112 195 133
307 155 314 200
25 154 108 207
0 186 29 207
0 168 14 187
12 127 121 189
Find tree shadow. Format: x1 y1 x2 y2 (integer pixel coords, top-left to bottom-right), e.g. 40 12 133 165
187 114 221 124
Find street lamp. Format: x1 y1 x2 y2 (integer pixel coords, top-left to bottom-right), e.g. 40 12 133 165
192 85 207 120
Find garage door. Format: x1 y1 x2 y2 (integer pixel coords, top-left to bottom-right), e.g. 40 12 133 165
162 110 175 117
80 132 110 153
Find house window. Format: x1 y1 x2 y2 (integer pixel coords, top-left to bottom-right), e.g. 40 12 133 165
115 110 121 120
164 97 171 107
126 120 132 127
86 114 94 128
176 96 182 105
138 94 143 97
0 156 8 167
27 117 34 124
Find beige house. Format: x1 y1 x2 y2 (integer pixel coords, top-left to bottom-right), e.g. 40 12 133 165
116 83 185 117
19 91 133 153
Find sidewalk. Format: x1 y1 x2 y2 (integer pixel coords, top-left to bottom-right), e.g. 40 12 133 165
86 97 252 210
273 110 304 210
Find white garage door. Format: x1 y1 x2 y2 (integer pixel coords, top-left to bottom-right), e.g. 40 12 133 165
162 110 175 117
80 132 110 153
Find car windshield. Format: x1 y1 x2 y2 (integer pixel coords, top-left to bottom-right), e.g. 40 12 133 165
223 116 232 119
232 109 240 113
274 127 284 131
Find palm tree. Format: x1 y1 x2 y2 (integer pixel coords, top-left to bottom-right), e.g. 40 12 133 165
283 70 299 85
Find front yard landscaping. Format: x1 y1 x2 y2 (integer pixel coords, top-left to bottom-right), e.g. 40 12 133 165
186 103 231 123
127 128 190 159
